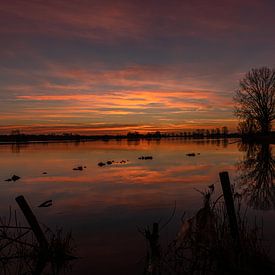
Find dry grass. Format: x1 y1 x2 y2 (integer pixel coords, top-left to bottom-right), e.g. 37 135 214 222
142 186 274 275
0 208 76 275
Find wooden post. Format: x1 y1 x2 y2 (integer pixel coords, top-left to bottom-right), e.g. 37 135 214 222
219 172 239 243
151 223 159 275
145 222 160 275
15 195 48 250
151 223 159 259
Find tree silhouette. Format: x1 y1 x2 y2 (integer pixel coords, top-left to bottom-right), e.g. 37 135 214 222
234 67 275 135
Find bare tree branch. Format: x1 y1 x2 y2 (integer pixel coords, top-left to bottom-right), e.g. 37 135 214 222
234 67 275 134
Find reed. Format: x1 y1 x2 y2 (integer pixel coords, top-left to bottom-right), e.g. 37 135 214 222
141 182 274 274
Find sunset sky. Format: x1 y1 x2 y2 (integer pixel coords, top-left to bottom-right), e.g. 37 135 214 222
1 0 275 134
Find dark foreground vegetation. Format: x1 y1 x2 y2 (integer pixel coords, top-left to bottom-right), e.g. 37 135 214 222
0 196 76 274
141 172 275 275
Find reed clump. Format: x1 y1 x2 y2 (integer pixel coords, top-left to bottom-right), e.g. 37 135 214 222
141 186 274 274
0 207 76 274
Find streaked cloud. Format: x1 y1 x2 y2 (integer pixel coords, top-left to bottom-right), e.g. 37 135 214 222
0 0 274 133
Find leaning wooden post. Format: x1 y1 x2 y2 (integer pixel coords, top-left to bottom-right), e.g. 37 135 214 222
15 195 48 250
219 172 240 244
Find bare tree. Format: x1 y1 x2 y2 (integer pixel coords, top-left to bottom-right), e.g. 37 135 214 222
237 118 258 135
234 67 275 135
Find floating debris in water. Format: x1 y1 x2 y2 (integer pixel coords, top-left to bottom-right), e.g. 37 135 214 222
42 172 48 174
38 199 53 207
5 175 21 182
11 175 21 181
138 156 153 160
98 160 128 167
73 166 84 171
186 153 196 157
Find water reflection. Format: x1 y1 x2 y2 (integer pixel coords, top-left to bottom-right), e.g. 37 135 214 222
237 143 275 210
11 143 29 154
6 138 229 154
0 139 257 274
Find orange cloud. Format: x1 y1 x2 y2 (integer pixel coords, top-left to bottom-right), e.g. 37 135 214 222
0 51 236 134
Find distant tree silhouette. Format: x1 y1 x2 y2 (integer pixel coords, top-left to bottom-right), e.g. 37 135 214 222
234 67 275 135
11 129 21 136
127 131 140 139
237 118 258 135
222 126 228 136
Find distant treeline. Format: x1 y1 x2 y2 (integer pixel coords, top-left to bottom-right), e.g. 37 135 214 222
0 127 241 143
127 127 235 139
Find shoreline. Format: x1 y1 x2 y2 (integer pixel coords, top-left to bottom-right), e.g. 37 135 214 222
0 133 274 145
0 135 239 145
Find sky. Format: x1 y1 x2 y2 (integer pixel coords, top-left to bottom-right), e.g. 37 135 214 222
0 0 275 134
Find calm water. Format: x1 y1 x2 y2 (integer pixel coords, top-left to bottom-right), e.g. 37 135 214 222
0 139 274 274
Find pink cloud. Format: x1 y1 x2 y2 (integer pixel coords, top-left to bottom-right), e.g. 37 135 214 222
1 0 273 43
